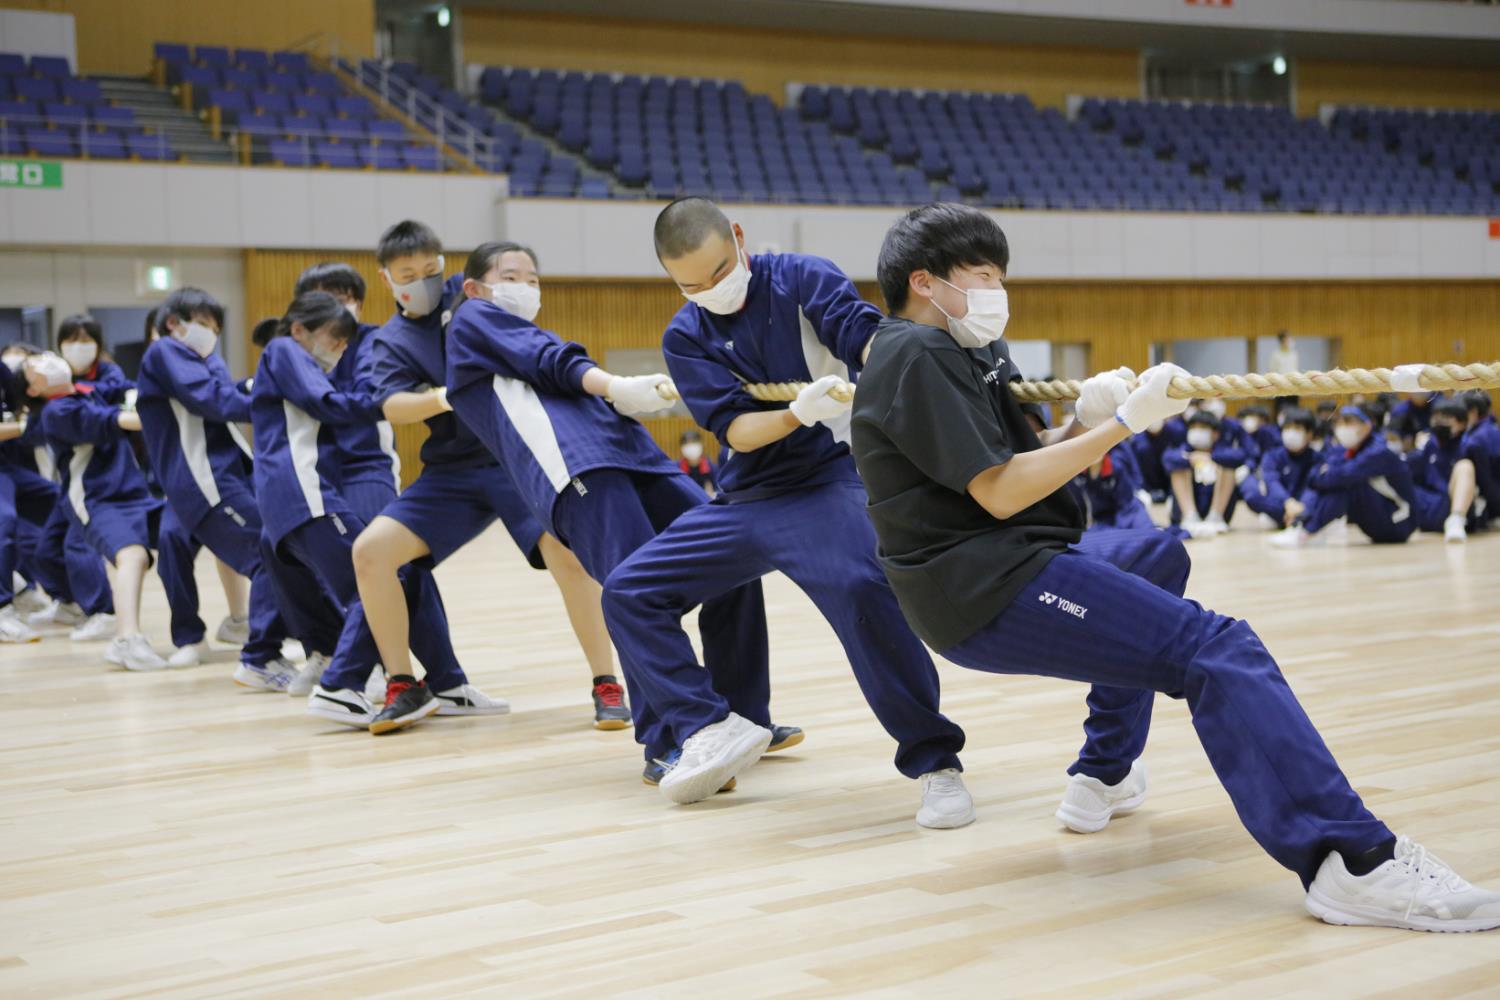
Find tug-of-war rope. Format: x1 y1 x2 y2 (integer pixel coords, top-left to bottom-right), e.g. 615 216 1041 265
655 362 1500 406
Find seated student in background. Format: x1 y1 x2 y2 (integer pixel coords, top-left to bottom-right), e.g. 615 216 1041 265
1 348 43 642
1390 392 1436 452
1163 410 1245 539
1125 415 1181 504
1242 407 1318 529
676 429 718 497
136 288 300 687
252 292 498 732
1459 390 1499 531
1235 404 1280 465
1272 405 1415 548
22 351 167 670
1407 397 1477 544
349 222 617 731
1074 443 1157 533
445 238 773 789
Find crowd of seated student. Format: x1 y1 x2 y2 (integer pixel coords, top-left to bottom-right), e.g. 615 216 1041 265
1070 389 1498 548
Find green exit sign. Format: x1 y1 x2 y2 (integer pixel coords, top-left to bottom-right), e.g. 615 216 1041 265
0 160 62 188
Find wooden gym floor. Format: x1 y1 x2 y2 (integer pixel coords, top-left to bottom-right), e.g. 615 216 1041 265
3 520 1500 998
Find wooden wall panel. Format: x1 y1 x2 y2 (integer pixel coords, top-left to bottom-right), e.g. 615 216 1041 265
8 0 374 76
457 9 1140 109
1297 59 1500 117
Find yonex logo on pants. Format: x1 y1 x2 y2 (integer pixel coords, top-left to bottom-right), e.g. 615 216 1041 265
1038 592 1088 619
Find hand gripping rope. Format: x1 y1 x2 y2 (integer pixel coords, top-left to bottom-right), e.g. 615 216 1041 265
653 362 1500 406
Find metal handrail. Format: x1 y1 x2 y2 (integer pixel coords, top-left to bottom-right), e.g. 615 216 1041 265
0 112 176 159
340 56 498 173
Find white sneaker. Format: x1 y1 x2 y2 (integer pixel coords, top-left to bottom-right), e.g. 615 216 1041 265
1056 761 1148 834
0 605 41 644
1204 513 1230 534
1444 513 1468 544
364 667 386 705
658 712 772 804
917 768 976 829
214 614 249 646
12 587 49 616
286 652 330 696
433 683 510 716
1305 836 1500 933
106 634 168 671
28 599 86 630
69 613 117 642
307 685 375 727
1181 515 1218 541
1258 513 1281 531
233 657 297 692
167 642 205 668
1270 527 1314 549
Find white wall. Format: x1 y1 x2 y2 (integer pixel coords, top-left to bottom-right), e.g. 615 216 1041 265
0 161 508 252
0 249 248 375
500 199 1500 281
0 10 77 70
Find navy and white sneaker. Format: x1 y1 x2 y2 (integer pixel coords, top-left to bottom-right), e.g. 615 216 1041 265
766 724 804 753
642 749 736 793
307 685 375 728
233 658 296 691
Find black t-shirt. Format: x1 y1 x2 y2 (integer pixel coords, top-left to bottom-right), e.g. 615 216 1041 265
850 317 1084 650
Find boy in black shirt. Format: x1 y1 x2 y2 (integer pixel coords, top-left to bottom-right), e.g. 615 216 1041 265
850 203 1499 932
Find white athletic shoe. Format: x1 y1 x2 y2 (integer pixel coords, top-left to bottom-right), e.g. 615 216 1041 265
1305 836 1500 933
233 657 296 692
1204 513 1230 535
433 683 511 716
1056 761 1148 834
286 652 330 696
658 712 772 804
917 768 977 829
12 587 50 616
168 642 205 668
1181 515 1218 541
364 667 386 705
1270 527 1314 549
69 612 117 642
105 634 168 671
307 684 375 727
28 599 85 630
0 605 41 644
1444 513 1468 544
214 614 249 647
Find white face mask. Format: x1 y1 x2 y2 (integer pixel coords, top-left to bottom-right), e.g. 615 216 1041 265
488 281 541 322
1241 416 1263 435
681 442 704 463
33 352 73 391
175 320 218 358
683 243 751 316
344 301 361 322
1281 428 1308 452
61 340 97 373
1335 425 1365 450
932 275 1009 350
386 257 446 318
1187 428 1215 450
1203 398 1227 418
1 352 24 372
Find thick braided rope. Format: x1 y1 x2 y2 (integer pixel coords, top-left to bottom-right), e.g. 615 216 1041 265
656 362 1500 405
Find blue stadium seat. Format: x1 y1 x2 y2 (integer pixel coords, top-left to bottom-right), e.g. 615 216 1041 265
272 51 310 73
61 78 103 104
365 119 406 141
14 77 56 103
129 132 175 160
268 137 310 166
315 141 360 169
154 43 191 66
26 128 74 157
323 116 366 140
83 131 126 159
90 105 135 130
195 46 232 67
401 144 442 171
358 142 403 170
235 49 271 71
30 55 71 78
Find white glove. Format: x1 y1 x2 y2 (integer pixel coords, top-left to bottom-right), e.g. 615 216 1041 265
607 373 674 416
434 386 452 412
1075 367 1134 429
1116 363 1190 433
789 374 852 427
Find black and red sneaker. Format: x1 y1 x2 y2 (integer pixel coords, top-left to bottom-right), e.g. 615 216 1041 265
368 675 440 735
592 675 632 731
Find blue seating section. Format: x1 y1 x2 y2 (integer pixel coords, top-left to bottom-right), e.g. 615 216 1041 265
156 43 431 170
0 50 166 161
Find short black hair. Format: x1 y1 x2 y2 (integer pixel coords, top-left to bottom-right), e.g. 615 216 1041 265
295 261 367 303
1186 410 1221 431
252 291 355 347
377 220 442 266
157 287 225 334
680 429 702 444
1237 404 1271 421
1462 389 1493 419
464 241 539 284
877 203 1010 313
143 307 161 344
57 313 103 348
654 197 733 260
1432 398 1469 423
1280 407 1316 431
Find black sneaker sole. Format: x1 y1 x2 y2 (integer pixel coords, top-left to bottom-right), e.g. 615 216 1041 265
369 696 441 735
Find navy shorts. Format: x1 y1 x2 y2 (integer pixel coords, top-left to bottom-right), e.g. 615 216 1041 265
81 494 163 565
379 462 545 569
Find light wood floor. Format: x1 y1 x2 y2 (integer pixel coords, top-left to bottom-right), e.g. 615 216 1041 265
4 519 1500 999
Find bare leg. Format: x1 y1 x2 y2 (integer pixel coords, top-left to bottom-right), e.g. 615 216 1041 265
112 545 150 637
1209 473 1236 520
537 532 616 680
1169 468 1199 520
1449 458 1477 515
351 515 430 678
214 557 249 619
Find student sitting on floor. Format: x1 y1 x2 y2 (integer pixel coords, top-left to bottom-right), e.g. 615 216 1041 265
1242 407 1318 529
1271 405 1414 548
1163 410 1245 539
